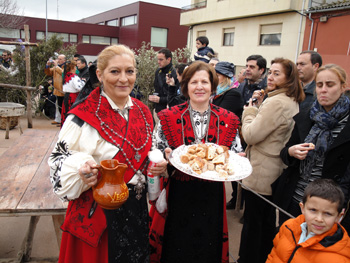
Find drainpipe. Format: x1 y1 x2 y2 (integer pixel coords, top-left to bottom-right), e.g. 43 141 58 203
188 26 193 58
308 13 314 50
295 0 307 61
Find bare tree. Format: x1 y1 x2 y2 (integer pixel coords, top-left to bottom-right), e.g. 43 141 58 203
0 0 26 29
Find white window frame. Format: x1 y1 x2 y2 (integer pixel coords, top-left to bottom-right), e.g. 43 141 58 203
151 27 168 48
121 15 137 26
223 28 234 46
107 19 119 27
259 24 282 46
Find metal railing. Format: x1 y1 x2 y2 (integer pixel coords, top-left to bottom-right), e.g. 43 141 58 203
181 1 207 12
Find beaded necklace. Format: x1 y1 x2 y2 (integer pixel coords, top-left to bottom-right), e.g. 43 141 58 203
95 93 152 199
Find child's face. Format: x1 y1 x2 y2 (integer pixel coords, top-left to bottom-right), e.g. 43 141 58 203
196 40 205 49
300 196 343 236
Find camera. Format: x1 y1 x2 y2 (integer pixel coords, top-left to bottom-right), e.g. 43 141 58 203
166 73 172 78
245 98 257 106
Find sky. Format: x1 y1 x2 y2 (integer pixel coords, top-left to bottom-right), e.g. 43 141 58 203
15 0 192 22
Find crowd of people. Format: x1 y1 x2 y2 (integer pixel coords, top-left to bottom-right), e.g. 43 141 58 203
42 53 91 126
46 37 350 263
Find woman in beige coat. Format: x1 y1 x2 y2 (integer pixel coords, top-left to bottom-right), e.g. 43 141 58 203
237 58 305 263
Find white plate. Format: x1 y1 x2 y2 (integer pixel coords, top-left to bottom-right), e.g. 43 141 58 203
168 144 252 182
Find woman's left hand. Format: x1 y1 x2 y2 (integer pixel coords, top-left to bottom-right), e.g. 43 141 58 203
150 159 168 176
243 98 255 110
149 148 172 176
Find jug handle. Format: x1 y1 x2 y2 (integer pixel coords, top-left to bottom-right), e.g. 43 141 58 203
91 164 101 191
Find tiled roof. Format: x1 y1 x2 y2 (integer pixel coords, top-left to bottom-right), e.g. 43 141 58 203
308 0 350 12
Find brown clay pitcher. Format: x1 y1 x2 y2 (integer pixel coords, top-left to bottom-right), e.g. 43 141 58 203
92 159 129 210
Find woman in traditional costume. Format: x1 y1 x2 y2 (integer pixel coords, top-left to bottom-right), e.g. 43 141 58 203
149 61 241 263
48 45 163 263
61 59 85 126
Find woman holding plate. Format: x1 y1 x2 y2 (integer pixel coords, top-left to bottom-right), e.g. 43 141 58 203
149 61 241 263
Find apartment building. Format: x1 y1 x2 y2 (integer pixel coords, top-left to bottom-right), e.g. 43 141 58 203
180 0 308 68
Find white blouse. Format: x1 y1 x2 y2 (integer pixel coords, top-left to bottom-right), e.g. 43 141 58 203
63 74 85 93
48 94 146 202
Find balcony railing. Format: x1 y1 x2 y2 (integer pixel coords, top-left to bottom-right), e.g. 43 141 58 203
181 1 207 12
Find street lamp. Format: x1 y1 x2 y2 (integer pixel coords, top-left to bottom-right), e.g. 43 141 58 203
45 0 48 41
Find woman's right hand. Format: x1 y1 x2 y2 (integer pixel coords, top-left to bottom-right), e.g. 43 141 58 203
166 75 175 86
252 90 264 106
79 160 100 187
288 143 313 160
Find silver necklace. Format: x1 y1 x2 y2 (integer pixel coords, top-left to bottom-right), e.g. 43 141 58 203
95 93 152 199
96 94 152 163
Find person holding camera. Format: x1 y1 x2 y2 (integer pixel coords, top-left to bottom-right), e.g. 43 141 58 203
149 48 179 115
45 54 66 125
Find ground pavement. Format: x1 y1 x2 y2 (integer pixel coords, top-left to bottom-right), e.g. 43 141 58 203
0 115 243 262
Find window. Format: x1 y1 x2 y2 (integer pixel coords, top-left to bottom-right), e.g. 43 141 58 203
91 36 111 45
83 35 90 44
70 34 77 43
121 15 137 26
223 28 234 46
97 22 105 25
107 19 119 27
260 24 282 46
111 38 119 45
50 32 69 42
151 27 168 47
197 30 206 37
0 28 20 38
37 32 69 42
36 31 45 40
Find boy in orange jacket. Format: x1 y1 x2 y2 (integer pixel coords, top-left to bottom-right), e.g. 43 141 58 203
266 179 350 263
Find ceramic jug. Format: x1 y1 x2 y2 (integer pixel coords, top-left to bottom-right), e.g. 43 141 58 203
93 159 129 210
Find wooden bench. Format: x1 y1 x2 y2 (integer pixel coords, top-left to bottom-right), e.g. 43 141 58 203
0 128 66 262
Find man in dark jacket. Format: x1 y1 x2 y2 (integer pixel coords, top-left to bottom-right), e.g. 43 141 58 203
237 54 267 105
77 56 89 82
149 48 179 113
296 50 322 112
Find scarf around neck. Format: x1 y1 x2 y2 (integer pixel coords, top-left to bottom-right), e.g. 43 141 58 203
301 94 350 176
216 83 231 95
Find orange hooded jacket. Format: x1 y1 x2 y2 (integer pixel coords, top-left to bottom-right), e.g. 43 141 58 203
266 215 350 263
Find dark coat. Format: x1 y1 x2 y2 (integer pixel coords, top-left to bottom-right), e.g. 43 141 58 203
212 88 243 118
194 46 215 63
237 77 267 104
299 80 316 113
78 66 90 81
153 62 178 113
273 110 350 213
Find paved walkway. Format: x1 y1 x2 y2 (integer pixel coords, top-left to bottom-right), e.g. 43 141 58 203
0 115 243 262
